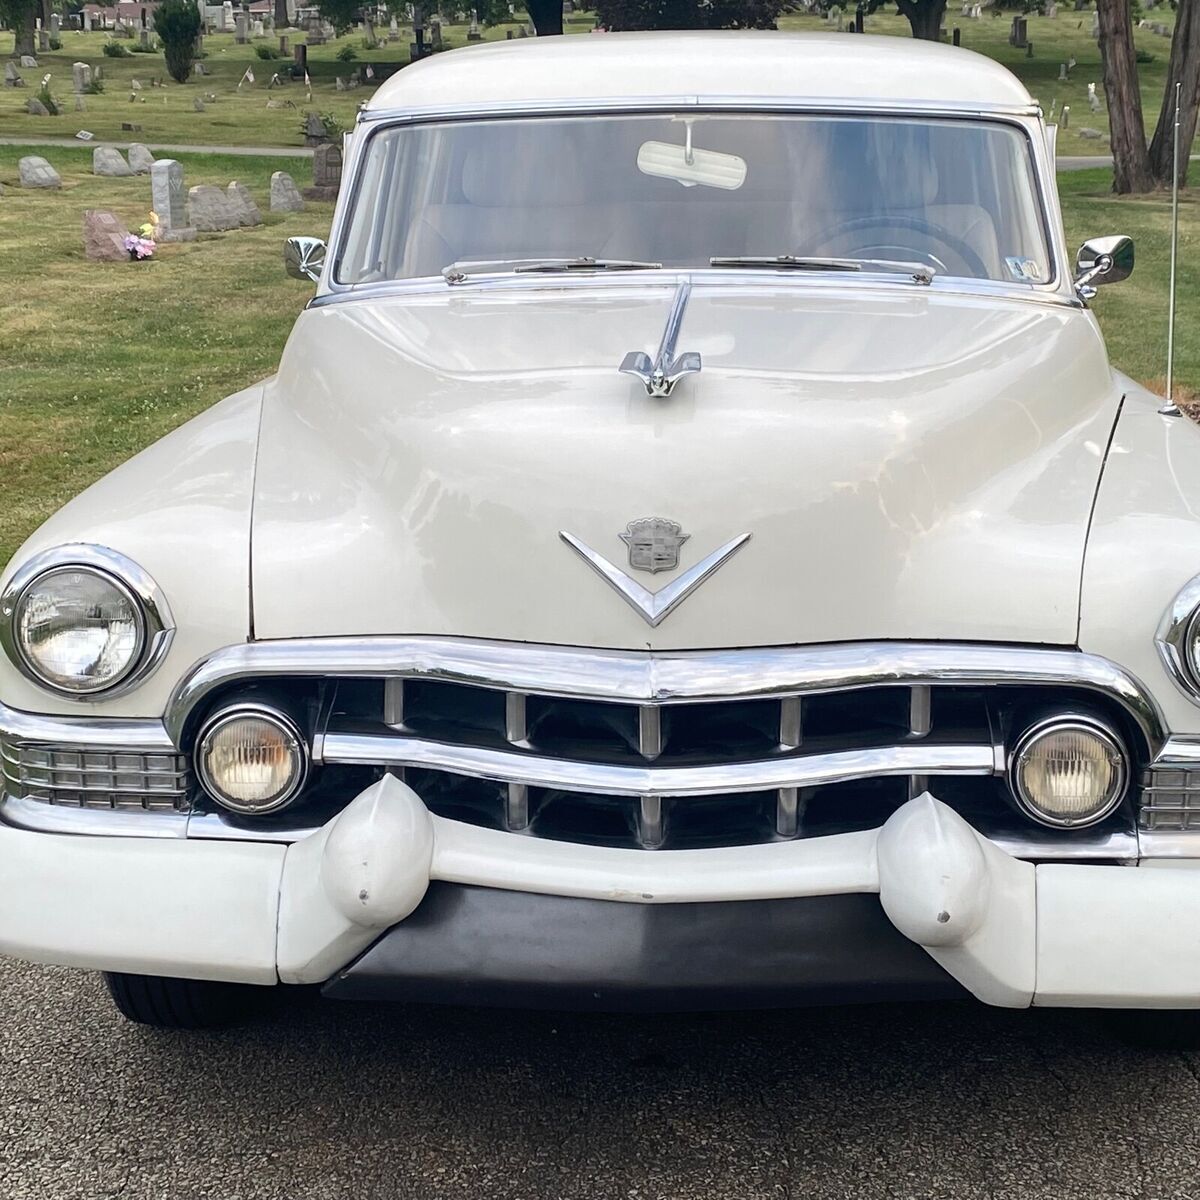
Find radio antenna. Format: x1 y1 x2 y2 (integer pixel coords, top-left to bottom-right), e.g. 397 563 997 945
1161 81 1183 418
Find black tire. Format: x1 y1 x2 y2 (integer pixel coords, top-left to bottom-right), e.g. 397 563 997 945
103 971 263 1029
1106 1009 1200 1051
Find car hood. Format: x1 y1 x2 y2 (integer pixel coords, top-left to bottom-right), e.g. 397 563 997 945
251 281 1120 649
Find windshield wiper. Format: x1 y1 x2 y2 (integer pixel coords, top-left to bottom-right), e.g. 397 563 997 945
443 257 662 284
709 255 935 285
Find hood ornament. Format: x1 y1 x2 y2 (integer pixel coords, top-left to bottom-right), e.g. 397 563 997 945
620 517 689 574
619 279 701 398
560 521 750 627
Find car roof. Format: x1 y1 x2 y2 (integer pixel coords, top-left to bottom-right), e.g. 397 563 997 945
364 31 1036 116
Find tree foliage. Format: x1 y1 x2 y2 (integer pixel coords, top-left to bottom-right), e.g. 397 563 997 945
863 0 947 41
595 0 784 31
155 0 202 83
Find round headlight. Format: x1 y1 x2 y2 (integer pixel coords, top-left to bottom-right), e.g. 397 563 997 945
1010 718 1128 829
12 566 144 694
197 707 308 815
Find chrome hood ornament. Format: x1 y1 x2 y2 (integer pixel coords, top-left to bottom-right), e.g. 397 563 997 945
561 524 750 627
619 279 701 398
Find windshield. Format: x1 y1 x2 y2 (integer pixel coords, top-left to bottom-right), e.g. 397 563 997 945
335 112 1052 287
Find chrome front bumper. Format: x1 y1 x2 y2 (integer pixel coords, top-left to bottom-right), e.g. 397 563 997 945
5 774 1200 1008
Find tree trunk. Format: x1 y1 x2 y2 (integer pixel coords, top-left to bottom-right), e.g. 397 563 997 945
1148 0 1200 189
1097 0 1155 193
896 0 945 40
526 0 563 34
9 0 36 55
274 0 289 29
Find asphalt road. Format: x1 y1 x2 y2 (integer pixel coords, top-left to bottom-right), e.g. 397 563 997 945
5 958 1200 1200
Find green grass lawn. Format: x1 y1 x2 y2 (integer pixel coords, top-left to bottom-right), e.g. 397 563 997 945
0 150 1194 566
0 8 1179 151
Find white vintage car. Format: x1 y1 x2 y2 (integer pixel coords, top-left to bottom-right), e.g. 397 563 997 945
3 31 1198 1035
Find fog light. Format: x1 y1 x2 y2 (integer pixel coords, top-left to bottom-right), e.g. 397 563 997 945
1010 717 1127 829
197 706 308 815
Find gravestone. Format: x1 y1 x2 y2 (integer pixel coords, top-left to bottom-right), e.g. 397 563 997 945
83 210 131 262
83 9 92 30
19 155 62 188
38 28 50 50
75 93 86 111
4 62 23 88
1058 62 1068 81
252 19 264 36
270 170 305 212
94 146 134 175
294 42 308 73
280 33 289 52
187 184 239 231
151 159 194 240
139 28 150 47
952 26 960 44
1079 127 1103 140
19 54 38 67
26 96 50 115
1060 104 1070 129
235 11 248 41
1090 9 1099 37
193 96 206 110
226 180 263 226
1008 15 1027 46
72 61 92 92
128 143 155 173
222 0 234 29
303 141 342 199
1087 82 1101 112
303 110 326 145
194 61 209 74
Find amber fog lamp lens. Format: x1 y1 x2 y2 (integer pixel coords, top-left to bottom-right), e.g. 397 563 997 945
1011 720 1127 829
198 710 307 815
15 567 143 693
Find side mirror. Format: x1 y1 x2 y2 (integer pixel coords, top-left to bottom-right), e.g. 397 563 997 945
1075 235 1134 296
284 236 327 283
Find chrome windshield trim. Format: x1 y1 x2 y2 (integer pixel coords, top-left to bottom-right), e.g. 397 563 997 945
0 698 173 751
321 733 995 797
323 105 1066 303
164 637 1166 752
358 97 1044 124
309 269 1083 312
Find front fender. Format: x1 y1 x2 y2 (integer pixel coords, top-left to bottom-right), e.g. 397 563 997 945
0 385 264 719
1080 375 1200 739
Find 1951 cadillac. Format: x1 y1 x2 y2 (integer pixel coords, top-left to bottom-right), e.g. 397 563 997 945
4 31 1200 1036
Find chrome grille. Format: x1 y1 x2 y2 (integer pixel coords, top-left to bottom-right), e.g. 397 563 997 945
0 737 191 812
317 676 1049 851
1139 765 1200 831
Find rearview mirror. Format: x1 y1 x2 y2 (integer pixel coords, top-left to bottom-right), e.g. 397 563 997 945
285 235 327 283
637 140 747 191
1075 235 1134 294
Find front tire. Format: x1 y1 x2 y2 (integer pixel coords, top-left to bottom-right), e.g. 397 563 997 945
103 971 262 1029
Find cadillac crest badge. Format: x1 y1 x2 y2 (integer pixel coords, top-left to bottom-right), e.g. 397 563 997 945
620 517 690 574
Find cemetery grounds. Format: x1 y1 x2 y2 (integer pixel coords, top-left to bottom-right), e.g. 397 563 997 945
0 5 1196 565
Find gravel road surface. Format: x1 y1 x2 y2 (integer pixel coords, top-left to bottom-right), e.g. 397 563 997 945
4 958 1200 1200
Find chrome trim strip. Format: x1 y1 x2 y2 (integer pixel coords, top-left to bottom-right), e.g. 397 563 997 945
1152 737 1200 767
0 699 173 751
1156 573 1200 705
0 794 188 839
163 638 1167 751
320 732 996 796
309 269 1084 314
358 97 1045 124
0 544 175 700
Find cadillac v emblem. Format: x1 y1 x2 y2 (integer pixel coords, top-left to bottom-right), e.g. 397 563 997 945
620 517 689 574
560 521 751 628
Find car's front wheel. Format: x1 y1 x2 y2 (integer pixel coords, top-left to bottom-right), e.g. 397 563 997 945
103 971 263 1029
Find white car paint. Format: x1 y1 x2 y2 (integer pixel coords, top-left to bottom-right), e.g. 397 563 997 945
3 34 1200 1012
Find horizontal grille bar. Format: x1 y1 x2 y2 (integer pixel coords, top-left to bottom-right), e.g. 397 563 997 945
321 731 996 798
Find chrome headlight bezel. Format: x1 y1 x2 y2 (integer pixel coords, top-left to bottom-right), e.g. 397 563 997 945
0 545 174 698
1158 573 1200 702
1008 714 1129 830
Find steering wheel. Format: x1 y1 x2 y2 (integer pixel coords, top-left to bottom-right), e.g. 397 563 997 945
796 214 989 280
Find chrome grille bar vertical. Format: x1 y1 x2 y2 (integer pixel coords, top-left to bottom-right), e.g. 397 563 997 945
383 678 405 727
638 706 662 760
776 696 804 839
909 684 931 797
505 692 528 745
638 795 664 848
506 782 529 831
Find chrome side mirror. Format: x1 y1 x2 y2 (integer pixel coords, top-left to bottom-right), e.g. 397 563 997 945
284 236 327 283
1075 235 1134 297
